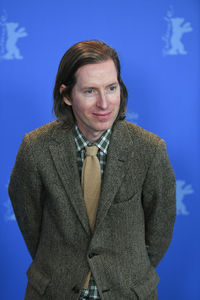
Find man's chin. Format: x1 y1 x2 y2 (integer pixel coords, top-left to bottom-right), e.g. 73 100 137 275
94 124 111 132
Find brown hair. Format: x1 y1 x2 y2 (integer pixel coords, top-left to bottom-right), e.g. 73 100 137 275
53 40 128 123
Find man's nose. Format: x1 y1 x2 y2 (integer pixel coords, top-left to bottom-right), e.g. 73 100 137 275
96 92 109 109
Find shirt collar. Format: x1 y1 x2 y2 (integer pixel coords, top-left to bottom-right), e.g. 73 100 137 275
74 125 111 155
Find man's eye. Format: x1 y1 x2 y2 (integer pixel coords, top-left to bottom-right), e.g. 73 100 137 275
109 85 117 92
85 89 93 94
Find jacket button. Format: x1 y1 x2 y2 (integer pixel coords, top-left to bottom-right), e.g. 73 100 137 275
102 289 110 293
72 286 80 294
88 252 98 259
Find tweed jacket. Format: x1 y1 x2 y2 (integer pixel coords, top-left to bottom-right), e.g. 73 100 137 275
9 119 176 300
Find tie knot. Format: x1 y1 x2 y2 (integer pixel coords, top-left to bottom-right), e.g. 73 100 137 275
85 145 99 157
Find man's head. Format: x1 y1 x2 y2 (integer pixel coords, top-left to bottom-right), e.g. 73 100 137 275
53 40 128 140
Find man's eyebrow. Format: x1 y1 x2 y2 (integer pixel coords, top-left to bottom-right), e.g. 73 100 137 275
106 81 119 87
81 82 119 89
79 86 95 91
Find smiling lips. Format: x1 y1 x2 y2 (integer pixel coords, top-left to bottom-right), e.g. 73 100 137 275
92 112 111 120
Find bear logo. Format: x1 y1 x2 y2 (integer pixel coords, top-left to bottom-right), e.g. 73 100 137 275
162 6 193 56
3 183 15 222
126 111 139 124
168 18 193 55
176 180 194 215
0 11 28 60
3 198 16 221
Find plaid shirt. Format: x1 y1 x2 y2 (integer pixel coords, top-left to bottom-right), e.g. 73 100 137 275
74 125 111 177
74 125 112 300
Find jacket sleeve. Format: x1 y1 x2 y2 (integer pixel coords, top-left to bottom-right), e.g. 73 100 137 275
8 134 44 259
142 139 176 267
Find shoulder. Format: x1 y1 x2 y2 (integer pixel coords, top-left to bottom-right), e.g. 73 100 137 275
116 120 164 149
25 120 60 140
110 121 167 166
118 121 171 171
124 121 162 144
17 120 73 163
15 121 59 158
23 120 72 146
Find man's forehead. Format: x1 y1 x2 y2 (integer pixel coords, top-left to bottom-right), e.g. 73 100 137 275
75 59 118 87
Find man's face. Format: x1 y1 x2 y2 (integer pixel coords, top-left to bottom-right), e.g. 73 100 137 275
62 59 121 142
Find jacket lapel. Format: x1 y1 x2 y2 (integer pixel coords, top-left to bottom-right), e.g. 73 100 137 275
47 120 136 236
49 123 91 236
95 121 134 231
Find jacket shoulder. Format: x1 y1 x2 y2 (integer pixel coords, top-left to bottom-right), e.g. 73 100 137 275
24 120 73 146
123 121 163 148
25 120 59 140
121 121 171 175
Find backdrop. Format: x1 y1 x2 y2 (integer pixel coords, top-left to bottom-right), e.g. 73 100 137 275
0 0 199 299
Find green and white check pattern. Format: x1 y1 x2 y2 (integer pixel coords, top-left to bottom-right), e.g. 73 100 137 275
74 124 112 300
79 276 100 300
74 125 111 176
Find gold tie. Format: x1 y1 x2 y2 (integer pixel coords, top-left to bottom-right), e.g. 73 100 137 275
81 145 101 289
81 145 101 232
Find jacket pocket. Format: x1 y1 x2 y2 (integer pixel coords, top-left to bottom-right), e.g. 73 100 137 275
26 262 51 296
113 190 140 205
130 265 160 300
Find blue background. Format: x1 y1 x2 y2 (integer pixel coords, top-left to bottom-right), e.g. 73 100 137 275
0 0 199 299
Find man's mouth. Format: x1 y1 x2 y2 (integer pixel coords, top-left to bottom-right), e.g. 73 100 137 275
92 112 111 120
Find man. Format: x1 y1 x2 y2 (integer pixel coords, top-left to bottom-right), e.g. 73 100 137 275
9 40 176 300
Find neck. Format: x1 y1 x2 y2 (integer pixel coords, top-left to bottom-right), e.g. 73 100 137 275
77 125 106 143
83 130 106 143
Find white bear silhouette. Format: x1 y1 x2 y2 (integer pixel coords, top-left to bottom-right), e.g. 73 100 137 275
4 198 16 221
176 180 194 215
3 22 27 59
168 18 193 55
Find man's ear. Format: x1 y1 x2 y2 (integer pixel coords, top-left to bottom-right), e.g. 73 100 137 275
59 84 72 106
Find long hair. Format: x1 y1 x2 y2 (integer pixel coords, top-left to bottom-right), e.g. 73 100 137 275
53 40 128 124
